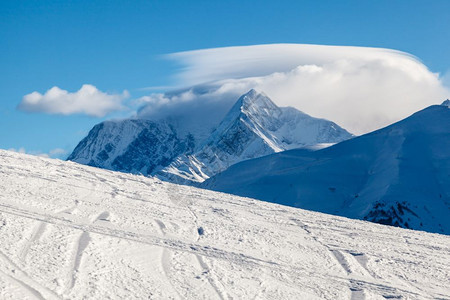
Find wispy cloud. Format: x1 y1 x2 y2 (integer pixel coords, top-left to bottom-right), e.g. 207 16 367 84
137 85 243 140
18 84 129 117
153 44 450 134
8 147 68 159
48 148 67 158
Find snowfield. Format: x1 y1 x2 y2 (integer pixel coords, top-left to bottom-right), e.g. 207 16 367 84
0 150 449 299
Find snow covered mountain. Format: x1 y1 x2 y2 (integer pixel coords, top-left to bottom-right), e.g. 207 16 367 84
1 149 449 299
67 119 194 175
158 89 352 182
203 101 450 234
68 89 352 183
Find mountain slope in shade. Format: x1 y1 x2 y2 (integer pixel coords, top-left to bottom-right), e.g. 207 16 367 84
0 149 449 299
203 101 450 234
68 90 352 182
67 119 194 175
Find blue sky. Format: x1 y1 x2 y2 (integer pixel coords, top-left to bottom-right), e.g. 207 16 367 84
1 0 450 157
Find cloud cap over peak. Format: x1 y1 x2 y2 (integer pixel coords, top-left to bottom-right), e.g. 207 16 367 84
18 84 129 117
160 44 450 134
167 44 428 86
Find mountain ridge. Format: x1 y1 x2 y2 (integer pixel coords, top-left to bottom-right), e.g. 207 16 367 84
68 89 352 183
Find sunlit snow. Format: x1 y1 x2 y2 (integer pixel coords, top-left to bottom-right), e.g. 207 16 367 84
0 150 448 299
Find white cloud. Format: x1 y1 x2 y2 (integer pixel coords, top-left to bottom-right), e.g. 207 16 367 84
8 147 68 159
156 44 450 134
18 84 129 117
48 148 67 157
137 85 241 140
8 147 26 154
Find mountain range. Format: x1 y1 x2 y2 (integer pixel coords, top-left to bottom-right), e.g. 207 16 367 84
68 89 352 183
203 101 450 234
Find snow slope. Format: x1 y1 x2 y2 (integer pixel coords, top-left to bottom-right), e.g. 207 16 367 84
68 90 352 183
203 102 450 234
0 149 449 299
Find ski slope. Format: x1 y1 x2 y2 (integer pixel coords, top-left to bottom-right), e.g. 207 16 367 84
0 150 449 299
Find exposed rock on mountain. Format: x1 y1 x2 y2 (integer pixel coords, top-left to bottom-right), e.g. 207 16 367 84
68 90 352 183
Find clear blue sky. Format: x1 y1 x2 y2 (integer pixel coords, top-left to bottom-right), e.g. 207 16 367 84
1 0 449 157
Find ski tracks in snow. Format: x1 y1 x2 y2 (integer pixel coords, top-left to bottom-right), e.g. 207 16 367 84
19 221 47 262
64 231 90 293
289 217 417 300
154 216 227 300
64 210 109 295
164 182 229 300
0 249 59 299
153 218 183 299
329 250 376 300
18 205 80 263
194 254 227 300
0 151 448 299
0 198 434 300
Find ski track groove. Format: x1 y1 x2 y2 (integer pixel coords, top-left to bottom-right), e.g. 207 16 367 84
153 218 183 299
195 254 227 300
330 250 368 300
0 202 431 299
160 248 183 300
0 269 45 300
65 210 107 294
65 231 90 293
0 250 59 299
19 221 47 261
349 287 365 300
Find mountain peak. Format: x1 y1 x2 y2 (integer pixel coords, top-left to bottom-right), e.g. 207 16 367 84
236 89 279 114
243 88 259 98
442 99 450 107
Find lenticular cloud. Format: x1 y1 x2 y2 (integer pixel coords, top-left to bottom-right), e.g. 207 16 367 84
156 44 450 134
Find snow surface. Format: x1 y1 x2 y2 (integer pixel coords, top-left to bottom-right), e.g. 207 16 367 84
203 103 450 234
0 149 449 299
